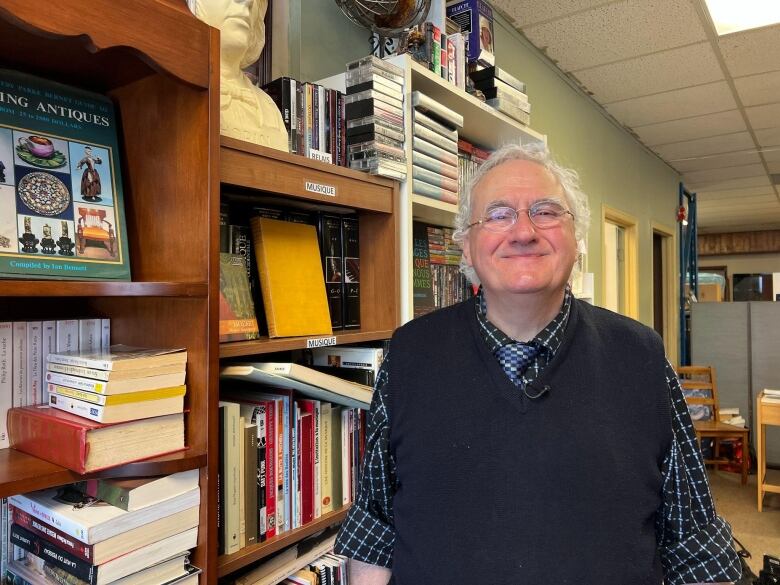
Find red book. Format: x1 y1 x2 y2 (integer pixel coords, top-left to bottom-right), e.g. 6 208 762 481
11 505 94 563
265 399 277 539
299 411 314 525
7 406 185 474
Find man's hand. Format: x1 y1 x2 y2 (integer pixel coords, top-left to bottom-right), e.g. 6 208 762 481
348 558 391 585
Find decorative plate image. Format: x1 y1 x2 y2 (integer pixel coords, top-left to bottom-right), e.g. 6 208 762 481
17 172 71 216
16 144 67 169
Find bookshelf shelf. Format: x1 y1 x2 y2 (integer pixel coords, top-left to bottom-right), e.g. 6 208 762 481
216 506 350 577
0 281 209 298
412 194 459 227
219 329 396 358
0 448 207 499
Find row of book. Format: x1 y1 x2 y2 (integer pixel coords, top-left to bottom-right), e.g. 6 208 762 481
218 360 373 554
344 56 406 181
413 222 472 318
0 317 110 448
457 137 491 200
2 469 201 585
411 91 463 206
263 77 346 166
219 202 362 340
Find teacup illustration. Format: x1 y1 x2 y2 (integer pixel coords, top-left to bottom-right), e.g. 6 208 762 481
18 135 55 159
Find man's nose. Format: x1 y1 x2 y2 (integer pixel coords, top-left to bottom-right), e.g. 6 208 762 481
509 210 537 241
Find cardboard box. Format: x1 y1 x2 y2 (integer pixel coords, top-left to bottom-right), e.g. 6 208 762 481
698 283 723 302
446 0 495 66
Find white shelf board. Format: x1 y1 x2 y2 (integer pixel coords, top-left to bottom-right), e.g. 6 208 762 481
390 54 545 149
411 194 458 227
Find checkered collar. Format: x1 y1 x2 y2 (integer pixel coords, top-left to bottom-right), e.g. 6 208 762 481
475 286 572 358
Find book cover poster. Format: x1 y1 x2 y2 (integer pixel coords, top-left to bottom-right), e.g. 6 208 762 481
0 69 130 280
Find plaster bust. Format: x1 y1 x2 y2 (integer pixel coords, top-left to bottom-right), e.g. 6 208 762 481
187 0 288 151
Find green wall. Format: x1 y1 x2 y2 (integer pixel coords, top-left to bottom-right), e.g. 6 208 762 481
290 2 682 327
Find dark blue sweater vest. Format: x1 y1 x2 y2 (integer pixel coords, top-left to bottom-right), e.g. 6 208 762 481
387 298 672 585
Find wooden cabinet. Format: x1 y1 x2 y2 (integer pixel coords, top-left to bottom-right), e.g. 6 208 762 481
0 0 218 579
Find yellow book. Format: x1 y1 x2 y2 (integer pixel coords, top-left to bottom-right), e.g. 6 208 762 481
250 217 333 338
48 383 186 406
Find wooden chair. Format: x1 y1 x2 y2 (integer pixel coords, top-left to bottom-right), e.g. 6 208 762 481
77 208 116 256
676 365 749 485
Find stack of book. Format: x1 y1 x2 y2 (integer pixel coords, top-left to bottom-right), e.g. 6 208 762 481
344 55 406 181
411 91 463 204
219 362 369 552
469 66 531 126
8 345 188 473
7 470 201 585
457 138 491 201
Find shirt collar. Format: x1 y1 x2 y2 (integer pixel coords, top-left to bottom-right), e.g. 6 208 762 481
475 287 572 358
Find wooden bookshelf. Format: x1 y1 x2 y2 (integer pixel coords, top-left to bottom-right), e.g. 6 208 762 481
217 506 350 577
0 1 218 580
220 329 395 358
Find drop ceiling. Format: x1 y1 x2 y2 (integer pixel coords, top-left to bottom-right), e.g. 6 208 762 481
491 0 780 234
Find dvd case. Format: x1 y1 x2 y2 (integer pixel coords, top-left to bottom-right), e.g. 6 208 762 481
411 91 463 128
413 123 458 154
412 150 459 180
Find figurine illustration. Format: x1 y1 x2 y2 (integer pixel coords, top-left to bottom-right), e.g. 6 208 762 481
77 146 103 202
57 220 75 256
40 223 56 254
19 216 39 253
187 0 289 151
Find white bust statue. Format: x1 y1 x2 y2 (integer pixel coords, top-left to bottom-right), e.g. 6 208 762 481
187 0 289 151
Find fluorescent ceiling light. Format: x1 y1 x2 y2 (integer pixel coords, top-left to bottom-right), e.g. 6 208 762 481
704 0 780 35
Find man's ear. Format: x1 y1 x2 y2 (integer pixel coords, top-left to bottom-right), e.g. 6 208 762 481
461 233 473 267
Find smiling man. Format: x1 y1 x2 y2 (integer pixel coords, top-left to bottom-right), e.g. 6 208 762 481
334 143 741 585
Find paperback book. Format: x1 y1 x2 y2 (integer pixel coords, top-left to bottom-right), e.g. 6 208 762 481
0 68 130 280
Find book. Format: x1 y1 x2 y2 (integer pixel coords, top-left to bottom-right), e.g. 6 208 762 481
10 523 197 585
341 216 360 329
48 390 184 424
219 253 260 342
46 361 186 382
11 505 200 566
8 406 185 473
446 0 495 66
317 213 344 330
46 345 186 372
218 401 241 555
44 370 186 395
26 321 42 405
468 64 527 93
411 91 463 128
0 321 11 447
412 221 435 318
250 216 333 338
48 383 185 406
8 484 199 545
78 469 199 512
243 423 259 546
308 365 375 387
78 319 101 354
221 362 372 410
0 68 130 280
310 346 384 374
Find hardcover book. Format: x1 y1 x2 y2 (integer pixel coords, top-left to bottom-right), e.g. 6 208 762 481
412 221 435 318
219 253 260 342
249 217 332 338
341 216 360 329
317 213 344 330
0 68 130 280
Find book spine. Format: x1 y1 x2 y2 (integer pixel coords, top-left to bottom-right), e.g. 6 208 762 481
220 402 240 554
55 319 79 353
413 149 459 180
0 322 11 448
244 423 258 546
26 322 42 406
100 319 110 350
313 400 321 520
300 411 314 525
330 406 343 510
48 393 106 422
12 322 27 407
341 408 350 507
41 321 56 404
289 78 298 155
44 372 106 393
257 402 267 541
275 398 285 534
412 165 459 193
282 396 292 533
265 400 277 539
7 494 90 544
46 363 111 381
338 91 346 167
78 319 100 354
320 402 332 514
341 216 360 329
440 32 448 80
318 213 344 330
10 524 96 584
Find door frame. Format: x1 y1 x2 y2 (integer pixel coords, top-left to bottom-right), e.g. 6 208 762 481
602 205 638 319
652 221 678 363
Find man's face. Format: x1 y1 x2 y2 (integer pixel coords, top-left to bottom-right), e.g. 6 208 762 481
462 159 578 300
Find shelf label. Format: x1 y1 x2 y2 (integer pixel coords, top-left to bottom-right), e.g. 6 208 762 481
306 336 337 348
305 181 336 197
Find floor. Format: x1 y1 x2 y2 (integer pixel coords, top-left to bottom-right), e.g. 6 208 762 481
709 468 780 575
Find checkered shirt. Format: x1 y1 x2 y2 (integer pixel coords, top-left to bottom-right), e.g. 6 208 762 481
334 290 741 584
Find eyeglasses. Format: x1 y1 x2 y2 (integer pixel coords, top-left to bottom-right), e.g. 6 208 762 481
466 200 574 232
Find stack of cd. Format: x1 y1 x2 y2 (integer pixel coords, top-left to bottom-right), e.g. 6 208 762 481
345 56 406 181
469 66 531 126
411 91 463 205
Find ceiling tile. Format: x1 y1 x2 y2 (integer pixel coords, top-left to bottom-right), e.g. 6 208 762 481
605 82 735 127
673 151 761 173
769 161 780 173
686 175 771 192
763 148 780 163
490 0 612 27
745 103 780 130
632 110 746 146
733 70 780 107
719 25 780 77
696 185 775 200
573 43 723 103
697 195 777 210
522 0 706 71
756 127 780 147
654 131 754 160
682 164 766 186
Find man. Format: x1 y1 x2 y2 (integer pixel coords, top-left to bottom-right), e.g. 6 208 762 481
334 143 741 585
